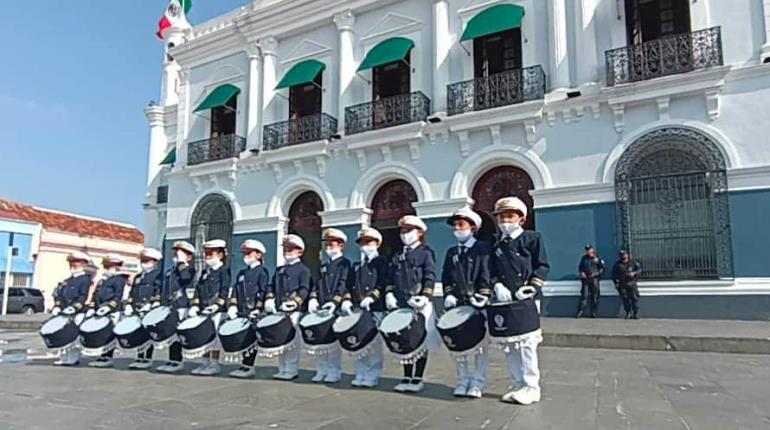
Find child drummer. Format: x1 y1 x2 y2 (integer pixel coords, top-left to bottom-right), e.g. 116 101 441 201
307 228 351 383
441 207 493 399
227 239 270 379
344 227 389 388
264 234 311 381
386 215 440 394
124 248 164 370
490 197 550 405
87 254 127 368
50 251 92 366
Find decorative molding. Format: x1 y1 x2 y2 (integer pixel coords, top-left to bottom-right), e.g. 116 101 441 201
705 88 720 121
318 208 373 228
361 12 422 42
245 43 261 60
727 165 770 192
413 197 475 218
656 96 670 120
332 9 355 32
315 156 326 178
530 183 616 209
610 103 625 133
543 278 770 297
259 36 279 56
271 163 283 183
457 131 470 157
562 109 572 124
293 160 304 175
408 141 421 162
380 145 392 162
547 110 556 126
591 102 601 119
282 39 332 65
524 121 537 145
233 216 288 234
191 177 202 193
356 150 367 171
489 125 502 145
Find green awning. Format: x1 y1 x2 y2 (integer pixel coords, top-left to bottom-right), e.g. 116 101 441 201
194 84 240 112
160 148 176 165
461 4 525 41
276 59 325 89
358 37 415 71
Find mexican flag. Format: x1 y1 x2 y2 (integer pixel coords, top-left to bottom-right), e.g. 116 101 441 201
157 0 192 39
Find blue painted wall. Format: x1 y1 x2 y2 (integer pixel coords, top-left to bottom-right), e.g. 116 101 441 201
334 224 363 262
423 217 457 267
536 203 619 281
729 189 770 277
0 232 35 274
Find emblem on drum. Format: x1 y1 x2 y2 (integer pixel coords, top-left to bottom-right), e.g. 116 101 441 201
255 332 262 341
390 341 401 352
304 329 314 340
346 335 358 348
120 338 129 347
178 335 186 344
150 332 158 340
494 314 506 330
443 335 455 348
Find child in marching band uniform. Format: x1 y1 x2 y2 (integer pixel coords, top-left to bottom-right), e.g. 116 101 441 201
87 254 127 368
50 251 92 366
124 248 164 370
441 207 493 399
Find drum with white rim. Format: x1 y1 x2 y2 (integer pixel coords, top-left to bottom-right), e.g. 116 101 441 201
39 315 80 353
176 315 217 359
299 312 337 345
378 308 427 364
113 315 151 352
436 306 487 357
79 316 116 356
255 313 296 357
142 306 179 346
333 310 378 354
485 299 542 349
218 317 257 362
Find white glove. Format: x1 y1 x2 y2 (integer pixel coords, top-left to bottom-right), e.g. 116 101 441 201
202 304 219 315
264 299 276 314
340 300 353 315
139 303 151 313
123 304 134 316
308 298 320 313
469 294 489 309
96 306 112 317
227 306 238 320
515 286 537 301
385 292 398 310
249 309 261 319
62 306 76 316
280 301 298 312
187 306 199 318
360 297 374 312
51 307 61 316
408 295 428 310
322 302 336 314
443 295 457 309
494 282 513 302
151 302 160 309
85 308 96 319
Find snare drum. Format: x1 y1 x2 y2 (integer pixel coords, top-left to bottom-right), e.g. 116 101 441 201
39 315 80 352
114 315 151 352
436 306 487 356
177 315 217 359
333 310 378 353
485 299 540 338
255 313 296 357
142 306 179 346
378 308 427 363
79 316 116 356
218 317 257 362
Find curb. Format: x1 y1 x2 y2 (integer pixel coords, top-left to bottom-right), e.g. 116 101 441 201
543 333 770 355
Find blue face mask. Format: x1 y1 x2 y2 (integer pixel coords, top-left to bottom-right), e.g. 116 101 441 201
453 230 473 243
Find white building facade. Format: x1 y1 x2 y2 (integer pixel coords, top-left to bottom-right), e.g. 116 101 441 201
144 0 770 320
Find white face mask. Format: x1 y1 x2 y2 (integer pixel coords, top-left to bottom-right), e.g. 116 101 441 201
325 248 342 260
243 256 259 266
71 268 85 276
173 250 188 264
141 263 156 272
361 245 378 260
104 267 118 276
284 254 300 265
453 229 473 243
400 230 420 246
499 222 522 236
205 257 221 268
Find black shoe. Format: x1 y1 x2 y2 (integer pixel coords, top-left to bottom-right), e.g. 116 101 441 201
632 313 640 320
575 311 584 319
624 313 631 319
589 313 597 318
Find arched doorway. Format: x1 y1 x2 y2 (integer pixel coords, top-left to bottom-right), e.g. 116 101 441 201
288 191 324 278
615 127 733 280
190 194 234 275
370 180 418 257
472 166 535 243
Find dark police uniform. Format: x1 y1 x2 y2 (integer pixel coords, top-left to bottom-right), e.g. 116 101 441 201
577 253 605 317
612 258 642 318
311 257 351 308
346 255 390 312
53 273 92 312
490 231 550 297
388 244 437 305
441 240 493 304
267 262 311 310
192 265 231 310
230 263 269 366
127 267 163 359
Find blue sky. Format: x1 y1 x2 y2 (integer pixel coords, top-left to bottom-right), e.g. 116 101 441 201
0 1 247 229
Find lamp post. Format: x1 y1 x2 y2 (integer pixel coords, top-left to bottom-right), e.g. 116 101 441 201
2 233 19 316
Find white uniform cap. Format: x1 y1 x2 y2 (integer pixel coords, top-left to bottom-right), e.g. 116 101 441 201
398 215 427 231
241 239 267 254
172 240 196 255
67 251 91 264
447 206 482 229
102 253 124 266
203 239 227 251
493 196 528 218
356 227 383 244
323 228 347 243
141 248 163 261
283 234 305 251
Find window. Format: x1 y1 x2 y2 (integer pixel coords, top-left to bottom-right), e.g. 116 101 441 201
27 289 43 297
473 28 522 78
288 191 324 278
210 95 237 138
370 180 418 258
289 73 322 119
190 194 234 277
626 0 691 44
373 53 411 100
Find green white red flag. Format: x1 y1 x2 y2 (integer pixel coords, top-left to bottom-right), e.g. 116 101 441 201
157 0 192 39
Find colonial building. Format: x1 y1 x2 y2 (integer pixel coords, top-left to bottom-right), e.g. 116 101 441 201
144 0 770 319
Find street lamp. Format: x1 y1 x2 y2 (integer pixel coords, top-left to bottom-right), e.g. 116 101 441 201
1 233 19 316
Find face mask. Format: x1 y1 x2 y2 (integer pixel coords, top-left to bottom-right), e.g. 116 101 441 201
174 250 188 264
499 222 522 236
71 269 84 277
205 257 222 269
400 230 420 246
243 256 259 266
104 267 117 276
453 230 473 243
326 248 342 260
141 263 156 272
284 254 300 265
361 245 378 259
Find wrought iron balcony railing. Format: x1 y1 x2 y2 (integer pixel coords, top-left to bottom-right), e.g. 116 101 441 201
605 27 723 87
263 113 338 151
156 185 169 204
187 134 246 166
447 65 546 116
345 91 431 135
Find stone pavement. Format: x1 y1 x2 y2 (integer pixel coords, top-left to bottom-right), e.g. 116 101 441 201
1 345 769 429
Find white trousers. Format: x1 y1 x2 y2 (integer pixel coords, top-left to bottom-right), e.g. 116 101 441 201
314 345 342 379
278 312 301 374
456 348 490 390
354 339 384 383
504 300 541 390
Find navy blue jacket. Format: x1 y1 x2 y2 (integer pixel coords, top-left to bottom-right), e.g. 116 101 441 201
579 255 605 280
268 262 311 309
158 262 195 309
388 244 437 305
192 265 231 308
612 259 642 288
441 240 493 302
311 257 351 305
346 255 390 312
490 231 550 296
230 263 270 313
127 268 163 308
53 273 91 310
91 274 126 310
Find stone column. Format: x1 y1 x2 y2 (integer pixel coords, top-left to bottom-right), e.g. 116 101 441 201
547 0 571 91
175 68 191 166
144 106 167 187
574 0 599 88
762 0 770 62
334 10 356 136
246 44 264 151
161 27 187 106
432 0 451 113
260 36 279 130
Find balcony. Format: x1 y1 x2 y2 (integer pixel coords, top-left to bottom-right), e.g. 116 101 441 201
344 91 431 135
605 27 723 87
263 113 338 151
156 185 168 204
187 134 246 166
447 66 546 116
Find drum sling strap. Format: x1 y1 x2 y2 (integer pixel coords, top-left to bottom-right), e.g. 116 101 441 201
451 249 473 298
495 241 526 291
396 253 420 296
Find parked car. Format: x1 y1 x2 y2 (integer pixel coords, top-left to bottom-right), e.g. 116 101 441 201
0 287 45 315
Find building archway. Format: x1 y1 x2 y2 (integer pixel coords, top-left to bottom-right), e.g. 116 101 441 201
370 180 418 258
615 127 733 280
288 191 324 278
471 166 535 243
190 194 234 274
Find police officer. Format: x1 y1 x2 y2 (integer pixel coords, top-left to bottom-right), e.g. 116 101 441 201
188 239 230 376
227 239 270 379
154 241 196 374
51 251 93 366
124 248 163 370
441 206 492 399
612 250 642 319
264 234 311 381
344 227 389 388
490 197 550 406
306 228 350 384
576 245 604 319
87 254 127 368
